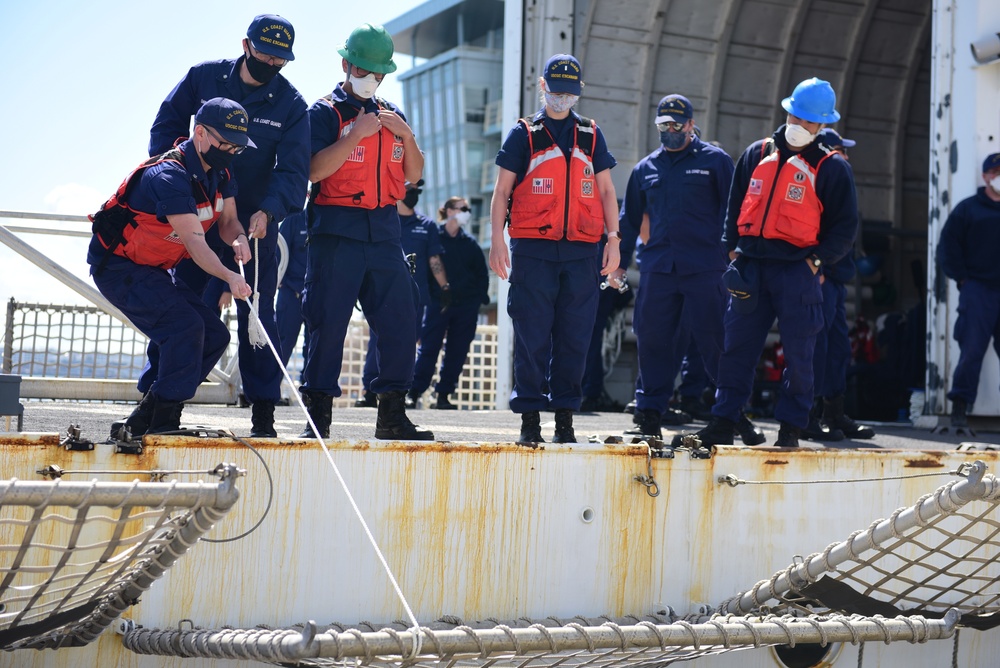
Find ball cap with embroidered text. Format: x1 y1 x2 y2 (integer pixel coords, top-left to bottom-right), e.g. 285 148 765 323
655 94 693 124
247 14 295 61
983 153 1000 173
544 54 582 95
195 98 257 149
818 128 856 149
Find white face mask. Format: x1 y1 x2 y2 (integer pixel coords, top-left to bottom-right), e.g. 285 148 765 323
990 175 1000 193
784 123 817 148
544 92 579 114
453 210 471 225
349 72 379 99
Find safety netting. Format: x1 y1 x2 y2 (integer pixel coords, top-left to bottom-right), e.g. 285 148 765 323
0 463 240 651
118 460 1000 666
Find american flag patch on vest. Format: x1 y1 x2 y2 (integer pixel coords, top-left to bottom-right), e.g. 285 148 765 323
532 178 554 194
348 145 365 162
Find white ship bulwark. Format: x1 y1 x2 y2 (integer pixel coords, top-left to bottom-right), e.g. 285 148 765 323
0 433 998 667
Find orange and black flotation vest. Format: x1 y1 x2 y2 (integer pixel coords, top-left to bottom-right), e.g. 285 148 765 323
508 114 605 243
90 148 226 270
735 138 834 248
312 96 407 210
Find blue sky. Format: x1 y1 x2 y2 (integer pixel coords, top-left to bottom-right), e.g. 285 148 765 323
0 0 423 305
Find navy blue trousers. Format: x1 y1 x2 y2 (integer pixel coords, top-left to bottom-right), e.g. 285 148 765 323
276 284 309 378
94 262 230 402
362 303 424 393
813 279 850 398
712 259 823 428
634 271 726 413
411 302 480 396
302 236 417 397
139 238 284 403
582 285 621 399
948 279 1000 404
508 254 599 413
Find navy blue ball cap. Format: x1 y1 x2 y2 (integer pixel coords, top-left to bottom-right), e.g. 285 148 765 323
818 128 856 149
195 97 257 149
544 54 582 95
656 94 693 123
723 255 759 314
247 14 295 61
983 153 1000 173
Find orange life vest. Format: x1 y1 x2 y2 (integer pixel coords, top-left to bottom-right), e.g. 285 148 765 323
508 115 605 243
90 148 225 270
735 139 833 248
312 96 407 210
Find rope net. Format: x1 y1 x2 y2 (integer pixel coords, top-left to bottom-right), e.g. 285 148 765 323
0 464 240 651
719 460 1000 627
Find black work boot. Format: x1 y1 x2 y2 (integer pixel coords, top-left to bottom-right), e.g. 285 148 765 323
552 409 577 443
676 416 735 448
803 399 844 441
734 413 767 445
146 397 184 435
250 401 277 438
823 395 874 439
353 391 378 408
299 389 333 439
660 406 692 426
517 411 543 444
950 399 969 429
625 409 662 439
775 422 801 447
433 394 458 410
679 396 715 421
111 392 155 440
375 391 434 440
404 390 420 409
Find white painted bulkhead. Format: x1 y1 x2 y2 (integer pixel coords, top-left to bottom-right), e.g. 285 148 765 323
0 437 998 667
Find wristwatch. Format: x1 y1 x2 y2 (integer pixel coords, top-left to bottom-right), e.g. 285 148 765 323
809 255 822 268
607 230 622 240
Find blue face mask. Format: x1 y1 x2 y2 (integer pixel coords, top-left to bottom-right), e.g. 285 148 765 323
660 131 688 150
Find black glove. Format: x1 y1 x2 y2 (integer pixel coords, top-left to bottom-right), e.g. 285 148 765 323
439 285 452 312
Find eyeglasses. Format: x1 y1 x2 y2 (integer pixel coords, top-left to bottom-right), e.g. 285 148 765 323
656 121 686 133
449 205 471 212
351 64 385 82
204 126 247 155
249 44 288 67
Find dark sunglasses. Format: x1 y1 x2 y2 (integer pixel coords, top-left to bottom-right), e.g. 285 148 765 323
204 126 248 155
656 121 686 133
449 205 471 212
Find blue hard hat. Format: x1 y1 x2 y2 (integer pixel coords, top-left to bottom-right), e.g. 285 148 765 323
781 78 841 124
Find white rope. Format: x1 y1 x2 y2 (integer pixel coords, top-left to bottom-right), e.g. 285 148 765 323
238 237 267 349
236 283 423 656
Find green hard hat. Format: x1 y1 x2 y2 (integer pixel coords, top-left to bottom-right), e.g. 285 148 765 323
338 24 397 74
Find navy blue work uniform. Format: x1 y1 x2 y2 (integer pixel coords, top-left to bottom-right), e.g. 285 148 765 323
362 211 444 391
301 85 417 397
411 224 490 398
812 254 855 398
141 56 310 404
619 136 734 414
496 110 616 412
87 139 233 402
276 209 310 372
937 187 1000 405
713 127 858 428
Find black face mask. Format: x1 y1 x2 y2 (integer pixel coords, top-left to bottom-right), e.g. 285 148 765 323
202 144 235 172
402 189 420 209
244 52 282 85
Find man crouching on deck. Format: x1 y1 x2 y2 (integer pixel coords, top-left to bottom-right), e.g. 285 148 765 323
87 98 253 438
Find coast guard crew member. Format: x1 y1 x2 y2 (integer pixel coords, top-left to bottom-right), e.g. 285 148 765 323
300 23 433 441
802 129 875 441
681 77 859 448
937 152 1000 429
143 14 309 438
619 94 767 443
357 181 448 409
276 207 310 374
409 196 490 410
89 98 254 437
490 54 621 444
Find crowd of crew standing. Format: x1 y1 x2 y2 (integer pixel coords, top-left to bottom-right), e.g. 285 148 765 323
88 14 992 446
